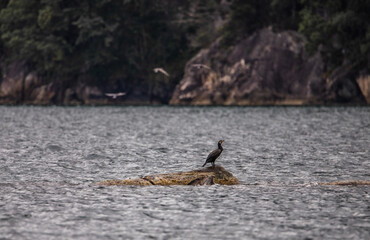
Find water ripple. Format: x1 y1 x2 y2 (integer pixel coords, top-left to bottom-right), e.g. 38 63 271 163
0 106 369 239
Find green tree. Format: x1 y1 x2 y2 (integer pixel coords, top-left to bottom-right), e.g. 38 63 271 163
0 0 195 102
298 0 370 71
0 0 77 84
270 0 302 31
223 0 271 44
222 0 302 45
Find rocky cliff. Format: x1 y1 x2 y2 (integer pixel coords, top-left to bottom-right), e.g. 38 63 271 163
1 27 368 106
0 62 105 105
0 62 156 105
170 27 368 105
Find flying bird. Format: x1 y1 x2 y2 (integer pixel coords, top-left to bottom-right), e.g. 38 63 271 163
191 64 211 70
105 92 126 99
202 140 224 168
153 68 170 77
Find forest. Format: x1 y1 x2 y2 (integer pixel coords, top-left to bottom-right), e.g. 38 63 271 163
0 0 369 104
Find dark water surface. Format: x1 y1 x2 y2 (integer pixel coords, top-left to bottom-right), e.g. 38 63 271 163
0 106 369 239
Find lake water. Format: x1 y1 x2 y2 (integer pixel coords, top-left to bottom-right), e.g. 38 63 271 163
0 106 369 239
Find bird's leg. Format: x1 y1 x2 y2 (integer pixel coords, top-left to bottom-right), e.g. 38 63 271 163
212 162 215 168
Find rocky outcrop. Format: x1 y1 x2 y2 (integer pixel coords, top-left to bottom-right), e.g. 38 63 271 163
97 166 239 186
170 27 367 105
1 27 368 106
0 62 110 105
357 74 370 104
0 61 161 105
0 61 31 103
319 180 370 186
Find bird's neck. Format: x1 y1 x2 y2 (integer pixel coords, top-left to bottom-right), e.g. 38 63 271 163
218 143 223 151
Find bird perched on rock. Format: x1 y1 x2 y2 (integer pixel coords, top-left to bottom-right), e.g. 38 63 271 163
153 67 170 77
202 140 224 168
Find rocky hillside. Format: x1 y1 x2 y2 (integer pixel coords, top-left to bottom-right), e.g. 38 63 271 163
170 27 368 105
1 27 368 105
0 62 105 105
1 1 369 105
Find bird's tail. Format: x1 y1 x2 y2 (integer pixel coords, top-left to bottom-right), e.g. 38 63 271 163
202 162 207 167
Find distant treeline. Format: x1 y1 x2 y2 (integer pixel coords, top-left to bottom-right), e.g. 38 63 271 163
0 0 369 101
224 0 370 74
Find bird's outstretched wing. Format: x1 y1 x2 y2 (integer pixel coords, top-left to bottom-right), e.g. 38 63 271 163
105 92 126 99
153 68 170 77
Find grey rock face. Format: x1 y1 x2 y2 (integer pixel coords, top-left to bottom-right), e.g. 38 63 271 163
170 28 365 105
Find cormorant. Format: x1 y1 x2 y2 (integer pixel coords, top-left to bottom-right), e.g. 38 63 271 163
202 140 224 168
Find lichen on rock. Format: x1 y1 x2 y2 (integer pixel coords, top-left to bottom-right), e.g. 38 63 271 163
170 27 367 105
97 166 239 186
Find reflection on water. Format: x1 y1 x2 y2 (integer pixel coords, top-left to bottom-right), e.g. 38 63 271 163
0 106 369 239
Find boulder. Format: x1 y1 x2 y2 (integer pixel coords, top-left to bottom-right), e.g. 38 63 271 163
356 74 370 104
0 61 29 104
170 27 366 105
325 67 366 103
30 83 56 105
97 166 239 186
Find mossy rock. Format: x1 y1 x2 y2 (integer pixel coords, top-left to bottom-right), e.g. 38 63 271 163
97 166 239 186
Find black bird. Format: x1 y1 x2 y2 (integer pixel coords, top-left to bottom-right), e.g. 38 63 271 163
202 140 224 168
